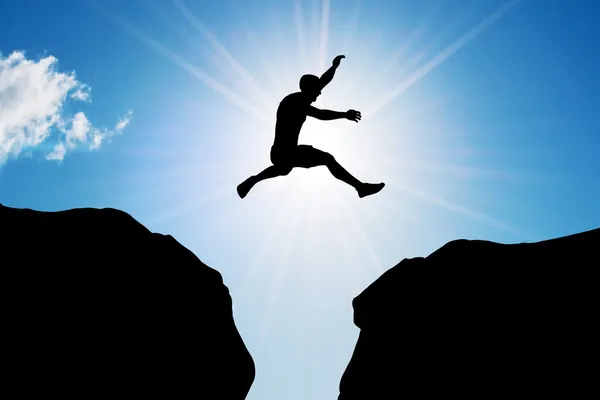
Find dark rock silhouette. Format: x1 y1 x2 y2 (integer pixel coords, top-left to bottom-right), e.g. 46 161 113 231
1 203 254 399
339 228 599 399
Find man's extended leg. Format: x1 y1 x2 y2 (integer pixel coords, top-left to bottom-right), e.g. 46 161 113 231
237 164 293 199
323 154 362 188
295 145 385 198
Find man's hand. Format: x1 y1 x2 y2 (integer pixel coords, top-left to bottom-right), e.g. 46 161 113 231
345 109 362 122
332 55 346 67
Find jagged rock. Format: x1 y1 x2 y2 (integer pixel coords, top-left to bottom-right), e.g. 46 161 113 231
339 228 599 399
1 203 255 399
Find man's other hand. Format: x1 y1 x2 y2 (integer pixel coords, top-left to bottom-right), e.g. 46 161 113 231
345 109 362 122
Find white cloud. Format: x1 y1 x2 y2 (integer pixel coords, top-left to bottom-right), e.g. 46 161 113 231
91 132 103 150
71 84 91 102
46 142 66 161
85 110 133 154
0 50 132 165
115 109 133 133
66 112 91 147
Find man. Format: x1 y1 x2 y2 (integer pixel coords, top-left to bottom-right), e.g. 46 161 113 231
237 55 385 199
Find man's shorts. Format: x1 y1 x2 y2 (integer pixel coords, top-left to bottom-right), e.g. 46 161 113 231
270 144 329 169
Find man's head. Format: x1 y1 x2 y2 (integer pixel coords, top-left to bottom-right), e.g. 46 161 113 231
299 74 321 103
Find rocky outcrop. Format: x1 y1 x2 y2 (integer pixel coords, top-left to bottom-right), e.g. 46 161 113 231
1 203 255 398
339 228 599 399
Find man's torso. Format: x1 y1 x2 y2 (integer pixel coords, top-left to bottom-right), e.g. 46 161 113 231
273 92 310 150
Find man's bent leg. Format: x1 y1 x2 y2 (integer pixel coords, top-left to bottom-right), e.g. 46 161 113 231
255 164 293 182
237 164 293 199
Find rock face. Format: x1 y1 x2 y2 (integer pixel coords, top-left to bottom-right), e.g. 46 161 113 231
1 203 255 399
339 228 599 399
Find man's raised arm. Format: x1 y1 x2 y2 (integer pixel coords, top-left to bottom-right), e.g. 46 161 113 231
319 55 345 89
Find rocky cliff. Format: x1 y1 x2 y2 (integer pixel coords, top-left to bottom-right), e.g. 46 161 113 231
339 228 599 398
1 203 255 398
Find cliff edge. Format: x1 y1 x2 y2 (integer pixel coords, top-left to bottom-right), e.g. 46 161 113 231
1 203 255 398
339 228 599 398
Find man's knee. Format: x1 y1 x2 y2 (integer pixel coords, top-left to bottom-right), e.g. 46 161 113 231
321 152 336 166
277 164 293 176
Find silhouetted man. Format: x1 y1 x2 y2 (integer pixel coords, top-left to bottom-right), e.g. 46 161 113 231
237 55 385 199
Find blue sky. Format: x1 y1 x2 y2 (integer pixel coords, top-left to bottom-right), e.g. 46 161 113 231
1 0 598 398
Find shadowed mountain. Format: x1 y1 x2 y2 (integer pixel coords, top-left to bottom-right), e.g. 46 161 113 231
339 228 599 399
1 203 254 399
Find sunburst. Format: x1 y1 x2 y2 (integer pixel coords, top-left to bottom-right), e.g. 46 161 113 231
89 0 530 397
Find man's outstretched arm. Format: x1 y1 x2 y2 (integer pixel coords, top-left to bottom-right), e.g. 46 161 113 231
308 107 362 122
319 55 345 89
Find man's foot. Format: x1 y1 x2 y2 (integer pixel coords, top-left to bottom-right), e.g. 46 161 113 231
237 176 256 199
357 182 385 198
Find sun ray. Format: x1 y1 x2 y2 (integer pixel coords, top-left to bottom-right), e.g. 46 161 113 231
236 192 303 301
376 153 534 184
119 160 238 215
150 194 225 226
171 0 276 111
392 182 535 240
333 29 397 108
225 4 289 97
144 1 212 57
338 198 387 275
330 1 364 105
87 0 271 126
405 159 536 183
373 1 486 93
340 0 363 50
294 0 309 72
368 0 446 91
323 194 365 294
317 0 331 73
254 197 305 355
366 0 524 117
234 178 311 301
310 0 320 60
140 181 235 228
113 162 232 189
